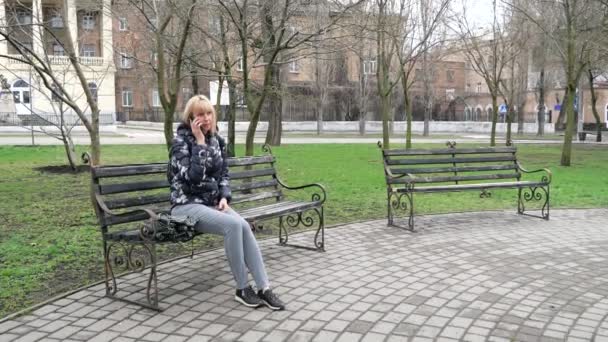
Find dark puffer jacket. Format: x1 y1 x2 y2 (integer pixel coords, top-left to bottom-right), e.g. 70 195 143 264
168 123 231 207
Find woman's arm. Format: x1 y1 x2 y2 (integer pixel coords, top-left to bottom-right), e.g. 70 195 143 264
217 135 232 203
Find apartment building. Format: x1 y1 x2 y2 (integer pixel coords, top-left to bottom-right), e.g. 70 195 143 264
0 0 116 121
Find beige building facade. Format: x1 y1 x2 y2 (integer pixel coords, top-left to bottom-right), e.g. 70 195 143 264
0 0 116 124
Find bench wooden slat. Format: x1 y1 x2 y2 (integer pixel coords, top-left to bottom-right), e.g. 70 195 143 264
105 194 170 210
93 163 167 178
388 173 521 184
386 155 516 166
398 180 548 193
240 201 320 222
383 147 516 156
100 179 170 195
231 190 282 204
227 155 274 166
231 179 279 192
104 205 171 226
390 164 517 175
229 168 276 180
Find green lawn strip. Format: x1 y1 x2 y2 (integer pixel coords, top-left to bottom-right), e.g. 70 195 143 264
0 143 606 318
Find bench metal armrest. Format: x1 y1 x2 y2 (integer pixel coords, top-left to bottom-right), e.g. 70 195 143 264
275 176 327 204
95 193 158 220
516 162 552 184
385 167 416 187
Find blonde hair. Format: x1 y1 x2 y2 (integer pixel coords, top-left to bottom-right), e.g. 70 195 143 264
182 95 217 134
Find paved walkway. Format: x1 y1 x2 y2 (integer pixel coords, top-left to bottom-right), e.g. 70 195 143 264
1 209 608 342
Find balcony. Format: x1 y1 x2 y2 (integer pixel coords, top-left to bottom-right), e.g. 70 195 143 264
6 54 105 66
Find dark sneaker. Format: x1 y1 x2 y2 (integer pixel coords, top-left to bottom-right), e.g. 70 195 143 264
235 286 262 308
257 289 285 311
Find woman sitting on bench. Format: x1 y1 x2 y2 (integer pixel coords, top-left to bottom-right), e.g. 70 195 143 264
168 95 285 311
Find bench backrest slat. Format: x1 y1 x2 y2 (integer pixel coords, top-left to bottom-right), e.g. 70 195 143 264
381 146 520 187
383 147 516 156
105 193 170 210
231 190 283 204
227 155 274 166
90 154 282 227
387 172 521 184
99 179 170 195
390 164 517 175
386 155 516 166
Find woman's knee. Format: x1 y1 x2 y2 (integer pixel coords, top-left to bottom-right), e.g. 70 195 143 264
222 216 244 236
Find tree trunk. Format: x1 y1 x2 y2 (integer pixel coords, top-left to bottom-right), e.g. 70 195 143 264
60 125 77 171
265 63 282 145
557 87 568 130
164 103 176 150
537 69 545 136
316 102 324 135
405 93 413 149
588 69 602 142
192 71 199 95
490 94 498 146
517 99 526 135
506 108 514 146
380 93 390 148
215 77 224 122
227 80 237 157
561 83 576 166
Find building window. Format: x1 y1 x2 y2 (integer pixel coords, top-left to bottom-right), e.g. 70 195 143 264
82 12 95 30
120 53 133 69
88 82 98 103
16 9 32 25
236 92 245 107
21 42 33 52
446 70 455 83
149 18 157 30
151 52 158 67
152 89 161 107
122 88 133 107
53 43 65 56
605 104 608 128
363 59 377 75
119 17 128 31
209 15 221 35
182 87 192 101
22 91 30 104
476 82 482 93
81 44 95 57
289 60 299 73
445 88 455 100
51 83 61 102
466 83 471 92
50 13 64 28
415 69 423 81
237 56 243 71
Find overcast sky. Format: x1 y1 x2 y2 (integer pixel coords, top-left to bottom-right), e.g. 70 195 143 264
459 0 500 27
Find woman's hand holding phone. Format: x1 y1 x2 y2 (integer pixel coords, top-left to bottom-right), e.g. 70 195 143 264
191 118 205 145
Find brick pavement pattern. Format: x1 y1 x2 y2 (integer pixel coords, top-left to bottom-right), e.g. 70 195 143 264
1 209 608 342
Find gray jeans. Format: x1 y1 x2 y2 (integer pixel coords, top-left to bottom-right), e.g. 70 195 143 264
171 204 269 290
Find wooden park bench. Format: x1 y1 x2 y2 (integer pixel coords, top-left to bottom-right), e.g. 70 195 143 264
83 145 326 310
379 142 551 231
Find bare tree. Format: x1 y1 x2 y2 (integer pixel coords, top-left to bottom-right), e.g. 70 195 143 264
218 0 362 156
395 0 450 147
456 0 515 146
513 0 603 165
0 0 114 165
374 0 403 149
117 0 198 149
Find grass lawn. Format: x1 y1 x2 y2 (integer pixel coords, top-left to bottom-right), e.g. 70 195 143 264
0 143 607 318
